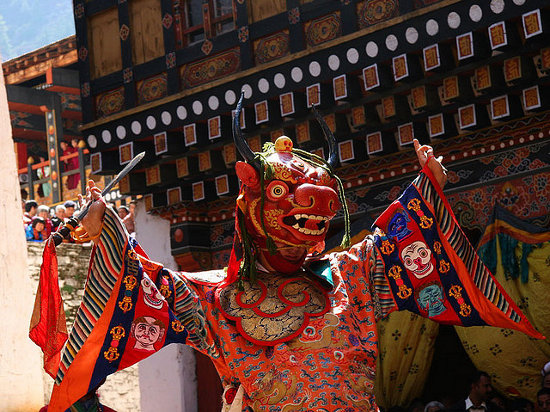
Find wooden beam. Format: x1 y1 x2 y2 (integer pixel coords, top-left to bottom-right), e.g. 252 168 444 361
3 50 78 85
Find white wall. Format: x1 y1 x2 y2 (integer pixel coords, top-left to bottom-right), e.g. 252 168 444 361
0 59 45 410
135 201 198 412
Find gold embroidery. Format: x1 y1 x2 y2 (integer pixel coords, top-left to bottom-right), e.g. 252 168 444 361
218 272 327 343
118 274 137 313
449 285 472 317
407 198 433 229
104 326 125 362
380 239 395 255
388 265 412 300
160 276 172 299
172 319 185 333
439 260 450 274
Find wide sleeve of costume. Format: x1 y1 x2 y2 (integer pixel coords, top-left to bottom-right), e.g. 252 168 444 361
370 161 542 338
49 207 217 411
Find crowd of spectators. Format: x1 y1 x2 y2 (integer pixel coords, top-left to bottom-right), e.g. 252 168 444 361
22 198 135 242
389 368 550 412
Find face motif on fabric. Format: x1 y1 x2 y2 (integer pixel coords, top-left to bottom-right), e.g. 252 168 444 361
141 274 165 309
417 283 446 317
131 316 165 351
387 210 412 241
401 241 434 279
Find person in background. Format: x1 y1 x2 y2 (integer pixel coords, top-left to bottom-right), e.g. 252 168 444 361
36 205 53 238
64 200 76 221
450 371 495 412
21 188 28 211
509 398 533 412
122 202 136 234
51 204 66 231
538 389 550 412
117 205 129 220
541 361 550 389
23 200 38 227
26 217 46 241
37 155 51 198
61 140 80 190
425 401 445 412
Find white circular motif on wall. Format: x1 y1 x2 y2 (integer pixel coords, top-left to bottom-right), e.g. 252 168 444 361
87 134 97 148
116 125 126 139
192 100 203 115
426 19 439 36
490 0 505 14
161 111 172 125
258 78 270 93
469 5 483 22
131 121 142 135
309 61 321 77
405 27 419 44
242 84 253 99
366 41 378 57
208 96 219 110
447 12 461 29
328 55 340 71
176 106 187 120
146 115 156 130
385 34 398 51
101 130 111 144
512 0 525 4
291 67 303 83
225 89 236 105
346 48 359 64
274 73 286 88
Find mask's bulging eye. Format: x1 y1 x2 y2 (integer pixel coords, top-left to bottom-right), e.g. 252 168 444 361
266 180 289 200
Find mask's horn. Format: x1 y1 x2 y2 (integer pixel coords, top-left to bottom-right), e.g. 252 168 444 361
233 92 260 170
312 105 338 169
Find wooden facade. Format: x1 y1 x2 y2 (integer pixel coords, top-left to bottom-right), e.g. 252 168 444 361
78 0 550 263
74 0 550 407
4 36 126 206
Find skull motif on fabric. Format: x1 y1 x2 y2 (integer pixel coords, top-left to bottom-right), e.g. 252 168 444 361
400 240 434 279
141 273 165 309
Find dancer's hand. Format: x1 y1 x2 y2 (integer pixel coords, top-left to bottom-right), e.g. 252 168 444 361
78 180 106 243
414 139 448 188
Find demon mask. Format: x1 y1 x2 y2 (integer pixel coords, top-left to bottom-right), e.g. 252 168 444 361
231 94 348 276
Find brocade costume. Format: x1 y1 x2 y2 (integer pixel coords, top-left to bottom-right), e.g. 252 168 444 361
49 167 539 411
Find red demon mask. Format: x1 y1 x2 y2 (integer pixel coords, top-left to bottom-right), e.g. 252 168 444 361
231 94 346 276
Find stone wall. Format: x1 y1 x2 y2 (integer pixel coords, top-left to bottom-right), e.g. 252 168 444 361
27 241 141 411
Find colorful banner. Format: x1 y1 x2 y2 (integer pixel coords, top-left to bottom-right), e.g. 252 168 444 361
373 164 543 339
49 239 188 411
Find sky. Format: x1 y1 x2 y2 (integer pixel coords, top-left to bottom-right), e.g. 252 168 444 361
0 0 75 62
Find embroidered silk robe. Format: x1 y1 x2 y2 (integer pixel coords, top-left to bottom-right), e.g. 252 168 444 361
49 167 539 412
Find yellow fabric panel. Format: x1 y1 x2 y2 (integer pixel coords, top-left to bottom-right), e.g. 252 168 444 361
375 312 439 408
455 237 550 401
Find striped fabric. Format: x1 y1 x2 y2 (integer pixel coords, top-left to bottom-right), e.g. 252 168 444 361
413 173 520 323
56 208 128 384
369 236 396 320
165 269 216 355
